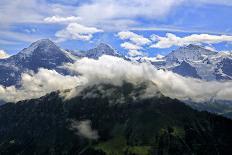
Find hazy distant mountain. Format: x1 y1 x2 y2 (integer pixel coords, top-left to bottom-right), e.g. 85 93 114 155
0 82 232 154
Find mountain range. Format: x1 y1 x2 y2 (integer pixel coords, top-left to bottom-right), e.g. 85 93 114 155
0 39 231 87
0 39 231 117
0 40 120 87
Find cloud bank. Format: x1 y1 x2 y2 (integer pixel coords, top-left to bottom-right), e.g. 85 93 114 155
0 68 83 102
64 55 232 102
0 55 232 104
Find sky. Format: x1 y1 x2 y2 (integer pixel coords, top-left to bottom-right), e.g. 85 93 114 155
0 0 232 57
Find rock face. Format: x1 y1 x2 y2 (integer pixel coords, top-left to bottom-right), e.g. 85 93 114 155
0 39 74 86
0 82 232 155
172 61 201 79
215 58 232 80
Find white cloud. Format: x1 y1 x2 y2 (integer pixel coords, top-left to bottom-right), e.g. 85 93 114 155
150 33 232 48
118 31 151 46
0 50 10 59
1 0 230 29
0 0 45 25
156 54 165 59
70 120 99 140
0 0 78 43
204 46 217 52
55 23 103 42
128 50 144 57
0 0 76 25
1 0 232 44
120 42 144 57
76 0 183 26
44 16 81 24
120 42 142 51
0 68 83 102
118 31 151 56
43 15 102 42
139 54 165 62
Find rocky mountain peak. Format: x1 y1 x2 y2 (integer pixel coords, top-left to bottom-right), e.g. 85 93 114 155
94 43 117 54
97 43 113 49
84 43 119 59
185 44 203 49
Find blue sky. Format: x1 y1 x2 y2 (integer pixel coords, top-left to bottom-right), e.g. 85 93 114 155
0 0 232 57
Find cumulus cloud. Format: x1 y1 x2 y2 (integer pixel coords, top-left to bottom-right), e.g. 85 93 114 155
120 42 142 51
118 31 151 46
0 68 83 102
44 16 81 24
150 33 232 48
55 23 103 42
118 31 151 56
128 50 144 57
0 50 10 59
120 41 143 57
70 120 99 140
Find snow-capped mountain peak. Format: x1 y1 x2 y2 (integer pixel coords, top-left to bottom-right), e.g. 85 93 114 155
165 44 217 64
0 39 74 86
71 43 121 59
19 39 61 57
82 43 120 59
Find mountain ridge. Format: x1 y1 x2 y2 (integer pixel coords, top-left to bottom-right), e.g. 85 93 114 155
0 82 232 154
